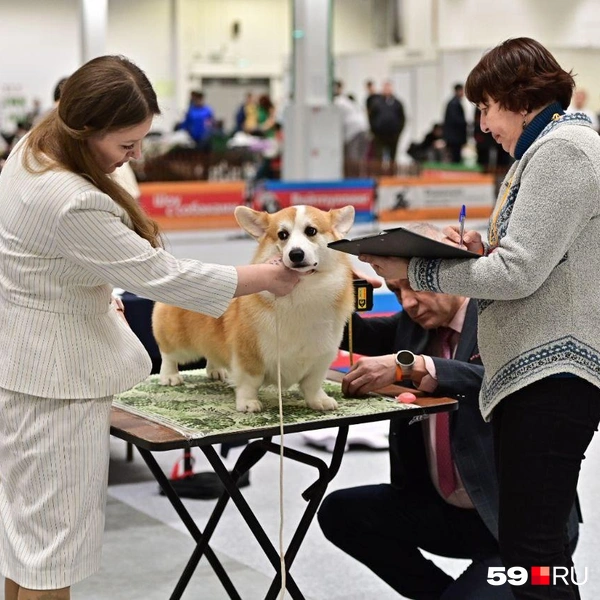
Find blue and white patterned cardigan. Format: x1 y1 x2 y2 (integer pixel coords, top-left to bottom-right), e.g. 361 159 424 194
408 113 600 420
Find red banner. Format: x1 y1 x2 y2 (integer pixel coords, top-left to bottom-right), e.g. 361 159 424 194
139 181 245 230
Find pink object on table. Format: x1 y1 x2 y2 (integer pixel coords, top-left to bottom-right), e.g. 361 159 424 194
396 392 417 404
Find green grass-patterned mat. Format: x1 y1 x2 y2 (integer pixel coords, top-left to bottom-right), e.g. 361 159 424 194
114 369 417 440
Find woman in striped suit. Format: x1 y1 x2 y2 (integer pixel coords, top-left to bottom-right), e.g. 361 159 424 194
0 56 300 600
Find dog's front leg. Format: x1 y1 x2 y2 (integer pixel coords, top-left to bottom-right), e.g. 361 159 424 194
158 353 184 385
299 366 338 411
233 372 264 413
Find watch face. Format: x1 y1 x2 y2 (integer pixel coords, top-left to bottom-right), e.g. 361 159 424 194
397 350 415 369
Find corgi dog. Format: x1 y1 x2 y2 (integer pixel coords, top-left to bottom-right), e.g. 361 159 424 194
152 204 356 413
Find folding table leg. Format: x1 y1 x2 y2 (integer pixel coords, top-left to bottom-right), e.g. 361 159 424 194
136 447 242 600
173 440 272 589
197 427 349 600
262 426 349 600
201 444 306 599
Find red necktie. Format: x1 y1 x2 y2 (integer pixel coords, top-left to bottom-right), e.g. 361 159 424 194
435 327 456 498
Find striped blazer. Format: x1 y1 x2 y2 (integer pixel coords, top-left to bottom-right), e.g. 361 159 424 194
0 139 238 399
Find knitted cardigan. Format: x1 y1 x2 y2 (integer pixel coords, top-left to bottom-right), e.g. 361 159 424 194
408 111 600 420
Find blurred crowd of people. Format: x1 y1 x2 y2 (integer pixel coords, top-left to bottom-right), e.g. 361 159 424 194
3 78 600 182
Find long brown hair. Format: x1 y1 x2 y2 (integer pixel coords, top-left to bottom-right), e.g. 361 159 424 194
24 55 162 248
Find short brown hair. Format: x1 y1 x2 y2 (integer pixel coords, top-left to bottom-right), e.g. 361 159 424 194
25 56 162 247
465 37 575 113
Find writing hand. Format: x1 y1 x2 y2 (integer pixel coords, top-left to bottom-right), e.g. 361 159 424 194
442 225 484 255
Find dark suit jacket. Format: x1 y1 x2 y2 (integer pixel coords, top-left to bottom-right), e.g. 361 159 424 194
443 95 467 146
341 301 579 543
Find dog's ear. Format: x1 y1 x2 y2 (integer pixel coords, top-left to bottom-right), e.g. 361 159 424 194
234 206 270 240
330 205 355 237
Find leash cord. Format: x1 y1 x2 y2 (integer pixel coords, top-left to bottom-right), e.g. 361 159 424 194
348 315 354 367
275 301 286 598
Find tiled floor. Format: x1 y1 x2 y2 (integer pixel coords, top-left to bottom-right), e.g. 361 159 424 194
73 423 600 599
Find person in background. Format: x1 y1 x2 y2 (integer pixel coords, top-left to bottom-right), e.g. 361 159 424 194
358 37 600 600
333 80 370 177
255 94 277 138
567 88 599 132
175 90 215 180
407 122 447 163
367 80 406 174
443 83 468 164
365 79 380 113
0 55 300 600
233 92 257 134
176 90 214 151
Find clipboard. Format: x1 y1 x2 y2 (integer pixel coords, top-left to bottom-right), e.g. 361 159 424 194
327 227 480 259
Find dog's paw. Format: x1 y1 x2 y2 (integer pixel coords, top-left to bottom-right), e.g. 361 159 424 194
236 398 263 413
306 393 338 411
159 373 184 386
207 366 228 381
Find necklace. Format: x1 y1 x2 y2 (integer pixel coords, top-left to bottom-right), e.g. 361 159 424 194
489 112 563 247
489 177 513 248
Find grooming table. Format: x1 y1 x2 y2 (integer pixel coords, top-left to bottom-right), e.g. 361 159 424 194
111 369 457 600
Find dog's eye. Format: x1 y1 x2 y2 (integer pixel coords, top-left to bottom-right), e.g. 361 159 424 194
305 226 317 237
278 230 289 240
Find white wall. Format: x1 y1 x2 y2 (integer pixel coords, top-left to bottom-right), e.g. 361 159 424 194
3 0 600 138
438 0 600 50
107 0 175 131
0 0 81 117
332 0 374 54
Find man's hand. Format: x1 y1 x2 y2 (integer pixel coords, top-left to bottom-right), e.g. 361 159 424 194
342 355 396 396
342 353 428 397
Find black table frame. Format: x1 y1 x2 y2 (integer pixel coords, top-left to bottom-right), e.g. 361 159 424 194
111 394 456 600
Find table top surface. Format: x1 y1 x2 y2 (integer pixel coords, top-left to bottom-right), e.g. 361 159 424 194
111 369 457 451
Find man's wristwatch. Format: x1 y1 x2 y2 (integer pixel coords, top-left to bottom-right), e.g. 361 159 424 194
395 350 416 381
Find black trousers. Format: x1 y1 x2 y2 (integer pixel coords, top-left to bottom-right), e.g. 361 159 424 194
317 483 514 600
493 377 600 600
447 143 463 163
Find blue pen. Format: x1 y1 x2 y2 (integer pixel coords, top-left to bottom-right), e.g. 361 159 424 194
459 204 466 248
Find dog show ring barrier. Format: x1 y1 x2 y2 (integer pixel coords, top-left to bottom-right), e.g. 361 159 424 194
110 368 457 600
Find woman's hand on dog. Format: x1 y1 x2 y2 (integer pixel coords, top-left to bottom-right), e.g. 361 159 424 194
235 262 301 297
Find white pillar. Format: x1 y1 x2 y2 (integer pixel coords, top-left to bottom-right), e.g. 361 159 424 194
169 0 184 131
80 0 108 64
283 0 343 181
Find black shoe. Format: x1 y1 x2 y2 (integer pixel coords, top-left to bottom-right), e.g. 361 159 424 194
159 470 251 500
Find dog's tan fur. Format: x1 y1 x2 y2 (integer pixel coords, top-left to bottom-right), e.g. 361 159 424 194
152 205 355 412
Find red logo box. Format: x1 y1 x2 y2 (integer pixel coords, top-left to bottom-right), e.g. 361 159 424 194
531 566 551 585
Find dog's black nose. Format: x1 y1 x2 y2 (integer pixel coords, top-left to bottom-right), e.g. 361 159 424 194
288 248 305 264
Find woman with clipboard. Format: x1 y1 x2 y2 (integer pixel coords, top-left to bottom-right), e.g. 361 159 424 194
357 38 600 600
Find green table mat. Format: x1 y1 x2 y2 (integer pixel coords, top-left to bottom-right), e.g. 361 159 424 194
114 369 417 440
